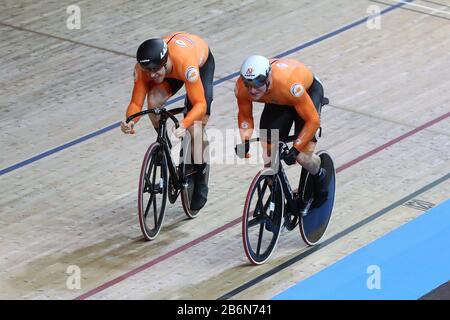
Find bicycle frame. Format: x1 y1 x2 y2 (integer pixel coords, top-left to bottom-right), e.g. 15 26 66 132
127 106 186 190
242 97 329 217
239 136 303 217
272 140 305 218
277 161 301 217
158 115 178 181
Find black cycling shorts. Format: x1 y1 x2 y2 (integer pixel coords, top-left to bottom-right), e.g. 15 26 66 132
259 77 324 143
164 49 215 115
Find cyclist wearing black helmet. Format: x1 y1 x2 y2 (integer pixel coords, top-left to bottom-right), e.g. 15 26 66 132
121 32 215 211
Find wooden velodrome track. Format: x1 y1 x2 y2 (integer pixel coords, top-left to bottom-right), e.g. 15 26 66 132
1 0 449 299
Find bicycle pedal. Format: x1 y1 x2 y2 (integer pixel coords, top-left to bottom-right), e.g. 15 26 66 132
269 202 275 212
151 186 162 193
280 216 288 233
147 179 164 194
300 198 313 216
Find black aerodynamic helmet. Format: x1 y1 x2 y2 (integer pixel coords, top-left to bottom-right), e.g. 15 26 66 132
136 38 168 71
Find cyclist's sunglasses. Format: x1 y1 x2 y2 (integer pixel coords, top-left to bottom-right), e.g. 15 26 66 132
241 75 268 89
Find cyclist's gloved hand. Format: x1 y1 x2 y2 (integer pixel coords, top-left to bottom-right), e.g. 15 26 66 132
235 140 250 159
284 146 299 165
172 123 186 139
121 120 135 134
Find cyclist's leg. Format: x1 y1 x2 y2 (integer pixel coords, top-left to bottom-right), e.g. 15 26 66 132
185 50 215 210
185 49 214 164
297 78 328 204
200 49 215 124
308 76 325 114
294 75 325 171
259 103 295 167
296 142 320 172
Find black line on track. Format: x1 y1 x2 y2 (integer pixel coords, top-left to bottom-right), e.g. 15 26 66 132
420 0 450 9
0 21 133 58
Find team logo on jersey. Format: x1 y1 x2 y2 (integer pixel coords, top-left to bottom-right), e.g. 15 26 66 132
240 121 249 129
175 39 187 47
290 83 305 97
245 67 254 77
185 66 199 83
276 63 288 68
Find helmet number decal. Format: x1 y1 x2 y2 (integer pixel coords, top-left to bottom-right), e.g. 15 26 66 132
245 67 254 77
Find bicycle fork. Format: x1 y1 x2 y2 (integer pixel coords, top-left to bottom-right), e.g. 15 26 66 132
278 166 301 217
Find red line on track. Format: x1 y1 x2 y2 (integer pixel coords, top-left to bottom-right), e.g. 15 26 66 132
75 111 449 300
337 112 450 173
74 218 241 300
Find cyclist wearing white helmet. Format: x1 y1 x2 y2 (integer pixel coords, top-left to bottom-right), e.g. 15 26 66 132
235 55 328 206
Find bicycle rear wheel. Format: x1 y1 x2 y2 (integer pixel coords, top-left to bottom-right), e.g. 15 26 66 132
180 161 199 218
138 143 168 241
242 169 284 265
299 151 335 245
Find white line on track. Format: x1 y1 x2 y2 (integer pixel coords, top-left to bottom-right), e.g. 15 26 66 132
395 0 450 15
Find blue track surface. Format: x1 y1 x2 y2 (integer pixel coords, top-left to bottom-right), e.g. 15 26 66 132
274 198 450 300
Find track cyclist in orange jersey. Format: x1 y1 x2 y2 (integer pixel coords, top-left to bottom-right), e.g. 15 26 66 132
121 32 215 211
234 55 328 206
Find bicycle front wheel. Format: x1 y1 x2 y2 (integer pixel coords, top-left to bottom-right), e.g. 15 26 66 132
242 169 284 265
138 143 168 241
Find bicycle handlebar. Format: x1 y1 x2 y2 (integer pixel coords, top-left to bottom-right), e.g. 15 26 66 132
235 135 297 160
126 107 185 128
237 135 297 147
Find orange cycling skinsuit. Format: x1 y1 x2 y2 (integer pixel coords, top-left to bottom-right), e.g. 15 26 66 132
235 55 328 204
126 32 214 129
124 32 215 211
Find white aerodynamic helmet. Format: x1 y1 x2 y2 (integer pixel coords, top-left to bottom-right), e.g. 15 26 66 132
240 55 271 87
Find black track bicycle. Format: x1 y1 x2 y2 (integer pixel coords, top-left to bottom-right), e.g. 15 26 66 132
239 135 336 265
126 107 209 241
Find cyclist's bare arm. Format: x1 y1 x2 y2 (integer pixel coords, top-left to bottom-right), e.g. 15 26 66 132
181 79 207 129
237 98 254 142
236 80 254 142
126 66 150 119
